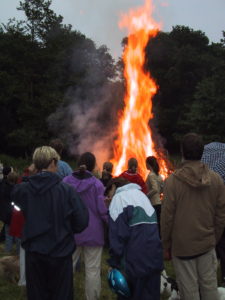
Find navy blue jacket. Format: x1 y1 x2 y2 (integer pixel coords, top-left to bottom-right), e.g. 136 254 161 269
12 171 89 257
108 184 163 278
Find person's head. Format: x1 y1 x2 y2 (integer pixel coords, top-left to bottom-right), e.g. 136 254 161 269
105 177 130 198
3 166 12 179
181 133 204 161
103 162 113 174
128 158 138 174
77 152 96 172
7 172 19 185
32 146 60 172
49 138 64 157
146 156 160 175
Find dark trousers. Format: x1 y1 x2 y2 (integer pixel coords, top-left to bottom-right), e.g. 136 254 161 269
216 230 225 281
153 204 161 238
118 271 161 300
25 251 73 300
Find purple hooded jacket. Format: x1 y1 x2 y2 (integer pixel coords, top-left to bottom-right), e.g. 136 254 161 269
63 171 108 246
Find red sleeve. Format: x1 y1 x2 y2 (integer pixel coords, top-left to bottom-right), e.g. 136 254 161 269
136 174 147 194
9 209 25 238
119 172 147 194
119 171 130 181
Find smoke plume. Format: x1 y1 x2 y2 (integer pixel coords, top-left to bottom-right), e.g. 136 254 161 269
48 41 124 170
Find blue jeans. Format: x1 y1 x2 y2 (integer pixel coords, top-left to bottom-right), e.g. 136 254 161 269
5 224 20 253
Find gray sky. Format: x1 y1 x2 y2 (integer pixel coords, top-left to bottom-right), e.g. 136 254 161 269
1 0 224 59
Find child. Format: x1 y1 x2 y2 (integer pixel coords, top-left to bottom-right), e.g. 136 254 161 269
101 161 113 187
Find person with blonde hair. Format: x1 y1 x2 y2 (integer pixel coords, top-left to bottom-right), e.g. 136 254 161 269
12 146 89 300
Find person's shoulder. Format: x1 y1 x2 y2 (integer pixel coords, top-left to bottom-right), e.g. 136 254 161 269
62 173 73 182
59 160 68 165
12 181 28 196
136 172 145 181
164 172 176 185
58 160 72 169
208 169 224 185
118 171 126 177
149 172 157 179
59 180 77 194
60 179 73 189
93 176 105 189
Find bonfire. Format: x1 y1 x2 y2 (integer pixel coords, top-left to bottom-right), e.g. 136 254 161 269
111 0 170 179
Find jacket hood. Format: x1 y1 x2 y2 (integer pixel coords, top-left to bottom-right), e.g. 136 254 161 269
27 171 61 195
173 160 211 188
64 171 96 193
116 183 141 194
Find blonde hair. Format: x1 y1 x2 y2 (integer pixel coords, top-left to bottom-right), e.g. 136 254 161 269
33 146 60 170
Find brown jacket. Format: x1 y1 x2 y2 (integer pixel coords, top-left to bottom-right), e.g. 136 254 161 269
161 160 225 257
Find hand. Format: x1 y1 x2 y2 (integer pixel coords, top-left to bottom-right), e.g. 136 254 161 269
164 248 172 260
104 197 112 208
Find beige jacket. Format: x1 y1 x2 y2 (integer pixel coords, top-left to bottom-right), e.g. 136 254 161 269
146 172 163 206
161 160 225 257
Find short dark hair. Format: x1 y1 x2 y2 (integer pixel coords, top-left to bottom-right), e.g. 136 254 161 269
49 138 64 156
7 172 19 184
128 158 138 173
103 162 113 173
104 177 130 196
77 152 96 172
146 156 160 175
181 133 204 160
3 166 12 177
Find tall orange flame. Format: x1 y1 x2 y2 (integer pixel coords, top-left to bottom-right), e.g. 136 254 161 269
112 0 169 179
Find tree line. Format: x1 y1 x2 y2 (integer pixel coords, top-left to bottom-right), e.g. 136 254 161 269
0 0 224 157
146 26 225 152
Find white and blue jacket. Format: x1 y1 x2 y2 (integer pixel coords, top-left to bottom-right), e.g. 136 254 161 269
108 183 163 278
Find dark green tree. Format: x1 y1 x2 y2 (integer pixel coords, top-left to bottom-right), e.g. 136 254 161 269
0 0 119 156
17 0 64 43
145 25 225 152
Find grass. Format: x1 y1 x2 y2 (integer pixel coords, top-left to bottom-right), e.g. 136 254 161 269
0 153 177 299
0 227 175 300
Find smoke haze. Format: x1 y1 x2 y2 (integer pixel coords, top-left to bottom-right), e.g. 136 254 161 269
48 42 124 169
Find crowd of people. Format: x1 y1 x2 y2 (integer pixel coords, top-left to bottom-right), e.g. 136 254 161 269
0 133 224 300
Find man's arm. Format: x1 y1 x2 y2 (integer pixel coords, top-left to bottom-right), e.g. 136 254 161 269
214 177 225 242
161 176 176 253
95 181 109 224
147 174 159 198
108 204 131 269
